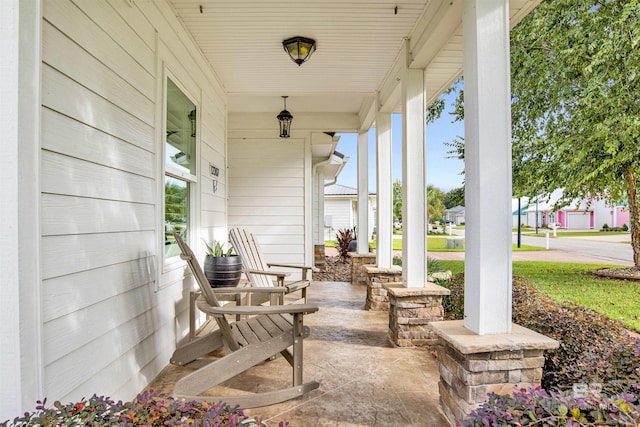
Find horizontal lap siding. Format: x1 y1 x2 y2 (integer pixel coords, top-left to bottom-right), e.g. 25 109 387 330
40 0 227 403
325 199 354 231
228 139 306 270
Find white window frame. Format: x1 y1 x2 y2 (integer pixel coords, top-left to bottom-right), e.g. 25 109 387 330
158 68 200 287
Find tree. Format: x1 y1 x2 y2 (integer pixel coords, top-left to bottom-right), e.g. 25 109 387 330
443 0 640 266
427 185 446 223
510 0 640 266
391 180 447 224
393 180 403 222
443 186 465 209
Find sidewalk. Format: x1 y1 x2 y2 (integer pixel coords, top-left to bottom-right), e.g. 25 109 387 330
427 250 633 266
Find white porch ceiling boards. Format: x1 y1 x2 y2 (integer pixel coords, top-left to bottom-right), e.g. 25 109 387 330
168 0 540 120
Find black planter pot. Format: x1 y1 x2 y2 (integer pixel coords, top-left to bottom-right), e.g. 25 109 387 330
203 254 242 287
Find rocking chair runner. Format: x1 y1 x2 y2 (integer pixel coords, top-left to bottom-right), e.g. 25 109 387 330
229 228 317 304
169 231 320 408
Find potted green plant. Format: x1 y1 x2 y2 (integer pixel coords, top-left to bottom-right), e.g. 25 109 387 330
203 239 242 287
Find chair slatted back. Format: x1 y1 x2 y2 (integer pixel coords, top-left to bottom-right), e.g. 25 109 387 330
229 228 273 288
172 231 221 308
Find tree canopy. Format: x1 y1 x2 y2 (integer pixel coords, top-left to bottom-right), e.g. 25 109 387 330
443 186 465 209
443 0 640 265
393 180 403 222
427 184 446 223
510 0 640 265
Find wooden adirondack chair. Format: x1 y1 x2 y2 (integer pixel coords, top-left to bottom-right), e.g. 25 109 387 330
169 231 320 408
229 228 316 304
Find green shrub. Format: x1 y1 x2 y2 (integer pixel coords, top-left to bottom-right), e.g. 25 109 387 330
441 273 640 394
391 256 443 274
623 223 629 231
427 256 443 273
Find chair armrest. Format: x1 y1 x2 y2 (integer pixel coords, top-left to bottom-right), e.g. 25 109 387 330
285 281 310 293
267 263 320 273
243 268 291 278
197 296 319 316
210 286 286 294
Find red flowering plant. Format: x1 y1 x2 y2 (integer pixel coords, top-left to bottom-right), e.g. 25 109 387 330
335 228 354 262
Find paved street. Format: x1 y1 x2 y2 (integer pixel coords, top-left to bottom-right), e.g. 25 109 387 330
513 231 634 265
431 228 635 266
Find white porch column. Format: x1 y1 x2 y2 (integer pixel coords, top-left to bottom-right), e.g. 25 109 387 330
375 112 393 268
0 0 43 420
401 61 427 288
357 131 369 253
463 0 512 334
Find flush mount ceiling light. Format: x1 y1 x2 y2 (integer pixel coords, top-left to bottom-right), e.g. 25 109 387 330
282 36 316 66
277 96 293 138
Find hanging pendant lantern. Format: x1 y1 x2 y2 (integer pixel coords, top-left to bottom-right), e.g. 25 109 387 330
277 96 293 138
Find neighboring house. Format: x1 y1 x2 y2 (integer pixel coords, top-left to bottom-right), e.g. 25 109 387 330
324 184 376 242
444 205 465 225
520 189 630 230
595 201 630 229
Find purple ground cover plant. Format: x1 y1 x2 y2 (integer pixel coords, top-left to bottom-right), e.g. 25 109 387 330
460 386 640 426
1 389 249 426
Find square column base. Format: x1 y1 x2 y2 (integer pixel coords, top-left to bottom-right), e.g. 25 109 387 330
314 244 326 267
363 265 402 310
430 321 559 425
384 283 450 347
348 253 377 286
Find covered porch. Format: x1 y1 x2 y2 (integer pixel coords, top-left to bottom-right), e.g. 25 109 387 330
147 280 449 426
3 0 553 424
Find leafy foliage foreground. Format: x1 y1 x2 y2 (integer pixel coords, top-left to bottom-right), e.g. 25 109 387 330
440 272 640 426
0 390 282 427
461 386 639 427
442 273 640 394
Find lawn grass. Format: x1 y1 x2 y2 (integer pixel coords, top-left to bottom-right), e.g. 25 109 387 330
426 237 544 252
436 260 640 332
363 237 545 252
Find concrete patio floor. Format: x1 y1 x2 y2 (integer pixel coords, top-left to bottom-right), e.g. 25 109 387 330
146 281 450 426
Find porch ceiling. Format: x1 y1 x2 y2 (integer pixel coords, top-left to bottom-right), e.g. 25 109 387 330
168 0 539 125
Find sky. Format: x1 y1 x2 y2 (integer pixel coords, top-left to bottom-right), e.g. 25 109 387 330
334 91 465 193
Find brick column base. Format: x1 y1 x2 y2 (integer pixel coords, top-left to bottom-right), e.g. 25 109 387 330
363 265 402 310
429 321 559 425
348 253 377 286
384 283 450 347
314 244 325 268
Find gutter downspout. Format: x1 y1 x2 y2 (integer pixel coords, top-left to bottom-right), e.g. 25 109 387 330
313 157 335 247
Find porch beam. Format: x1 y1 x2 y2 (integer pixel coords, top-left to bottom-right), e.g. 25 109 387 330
401 45 427 288
358 94 377 131
463 0 512 335
375 111 393 268
228 112 360 135
357 131 369 253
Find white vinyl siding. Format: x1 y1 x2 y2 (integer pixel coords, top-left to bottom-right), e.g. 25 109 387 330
228 139 306 273
324 198 355 240
40 0 227 404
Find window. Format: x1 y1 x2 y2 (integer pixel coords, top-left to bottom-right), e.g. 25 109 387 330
164 78 197 260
